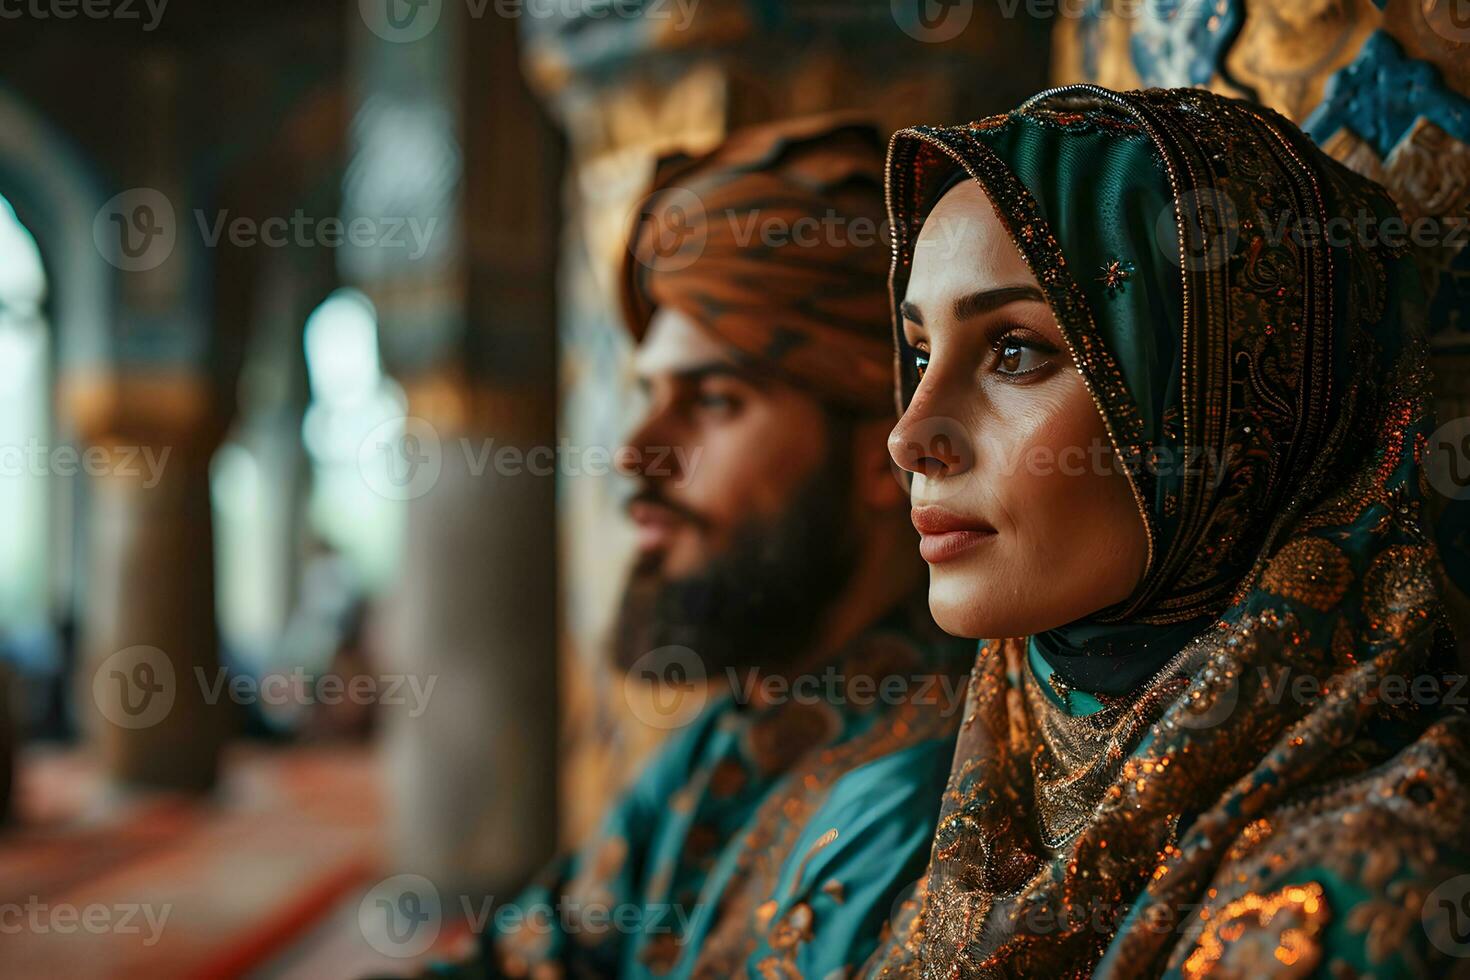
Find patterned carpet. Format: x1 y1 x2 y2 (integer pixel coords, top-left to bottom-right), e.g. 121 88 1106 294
0 745 391 979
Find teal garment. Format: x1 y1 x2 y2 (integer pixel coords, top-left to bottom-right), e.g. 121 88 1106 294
483 607 969 979
1029 614 1214 697
869 86 1470 979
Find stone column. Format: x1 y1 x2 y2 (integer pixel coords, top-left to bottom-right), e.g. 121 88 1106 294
63 51 232 792
346 1 561 894
63 374 229 792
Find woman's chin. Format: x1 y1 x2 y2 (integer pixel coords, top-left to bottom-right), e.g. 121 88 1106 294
926 572 995 639
926 566 1075 640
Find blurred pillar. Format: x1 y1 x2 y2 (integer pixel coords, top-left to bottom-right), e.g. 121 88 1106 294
1053 0 1470 660
63 52 231 792
63 375 230 791
345 1 560 893
379 388 556 894
519 1 1053 843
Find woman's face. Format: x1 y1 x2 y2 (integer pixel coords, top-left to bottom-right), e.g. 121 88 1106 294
888 180 1149 639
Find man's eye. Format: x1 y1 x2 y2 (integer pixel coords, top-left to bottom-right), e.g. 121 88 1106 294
694 390 740 413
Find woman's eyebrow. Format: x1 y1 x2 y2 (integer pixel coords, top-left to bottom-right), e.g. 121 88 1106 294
900 300 923 325
952 285 1046 322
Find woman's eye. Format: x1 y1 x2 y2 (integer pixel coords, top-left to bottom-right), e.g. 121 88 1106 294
993 335 1054 377
913 350 930 381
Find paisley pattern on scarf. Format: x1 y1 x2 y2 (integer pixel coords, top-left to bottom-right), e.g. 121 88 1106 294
866 85 1470 978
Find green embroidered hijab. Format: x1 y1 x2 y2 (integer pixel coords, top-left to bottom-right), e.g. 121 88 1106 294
870 86 1470 977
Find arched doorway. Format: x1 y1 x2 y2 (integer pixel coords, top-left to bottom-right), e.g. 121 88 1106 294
0 192 50 634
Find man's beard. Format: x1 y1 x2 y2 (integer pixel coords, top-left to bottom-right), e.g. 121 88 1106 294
613 462 859 677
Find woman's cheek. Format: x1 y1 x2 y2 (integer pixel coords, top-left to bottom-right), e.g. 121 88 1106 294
1007 381 1114 543
1009 384 1094 494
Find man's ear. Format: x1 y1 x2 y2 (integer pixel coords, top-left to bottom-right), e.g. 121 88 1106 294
851 414 907 511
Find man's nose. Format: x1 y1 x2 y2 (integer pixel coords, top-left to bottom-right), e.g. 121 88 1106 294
617 409 682 482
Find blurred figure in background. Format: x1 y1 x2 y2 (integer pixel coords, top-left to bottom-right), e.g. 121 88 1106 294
473 116 972 978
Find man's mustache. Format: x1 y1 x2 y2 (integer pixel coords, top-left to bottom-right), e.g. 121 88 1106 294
625 486 711 530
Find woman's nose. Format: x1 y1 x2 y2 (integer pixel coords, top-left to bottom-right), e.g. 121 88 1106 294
888 406 971 479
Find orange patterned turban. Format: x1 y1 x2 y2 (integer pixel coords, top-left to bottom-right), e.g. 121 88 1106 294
620 115 894 414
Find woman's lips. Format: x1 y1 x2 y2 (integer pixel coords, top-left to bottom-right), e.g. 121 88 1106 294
918 530 995 563
911 506 997 564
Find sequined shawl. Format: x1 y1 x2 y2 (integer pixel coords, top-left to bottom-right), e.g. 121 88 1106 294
867 86 1470 978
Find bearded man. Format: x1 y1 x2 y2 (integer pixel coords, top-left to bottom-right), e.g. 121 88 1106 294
483 115 969 979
